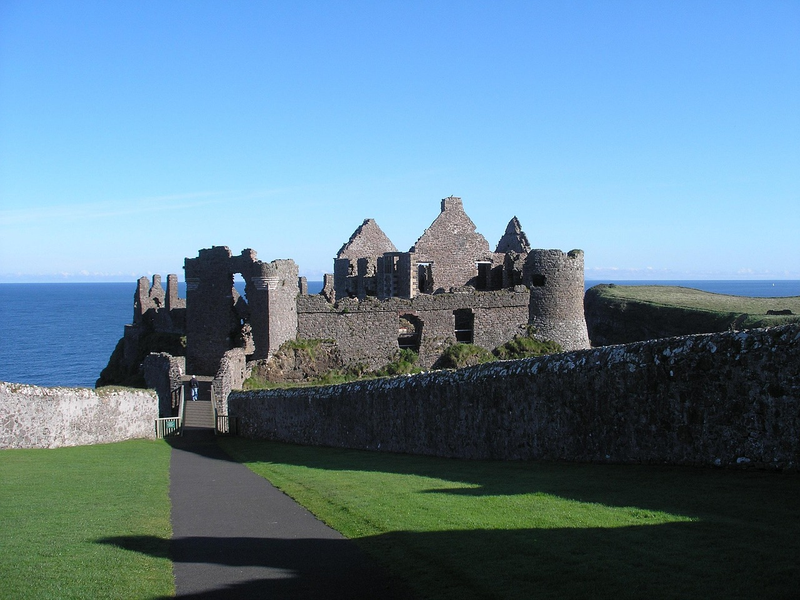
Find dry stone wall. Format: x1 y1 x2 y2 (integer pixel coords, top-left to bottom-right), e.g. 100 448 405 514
229 325 800 471
1 383 158 449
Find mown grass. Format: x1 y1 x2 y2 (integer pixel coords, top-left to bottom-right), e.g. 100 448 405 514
0 439 173 599
220 438 800 600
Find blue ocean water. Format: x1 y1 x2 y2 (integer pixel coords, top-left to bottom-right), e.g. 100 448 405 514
0 280 797 388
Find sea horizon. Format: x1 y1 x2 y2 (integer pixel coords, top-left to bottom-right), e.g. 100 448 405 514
1 279 798 389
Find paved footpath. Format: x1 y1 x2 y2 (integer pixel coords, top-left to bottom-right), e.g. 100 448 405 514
170 431 412 599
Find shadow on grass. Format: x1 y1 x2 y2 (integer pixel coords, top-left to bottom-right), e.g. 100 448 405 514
98 519 797 600
219 437 800 522
98 534 412 600
216 438 800 598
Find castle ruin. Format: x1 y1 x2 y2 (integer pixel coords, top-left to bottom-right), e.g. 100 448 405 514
114 197 590 413
180 196 589 375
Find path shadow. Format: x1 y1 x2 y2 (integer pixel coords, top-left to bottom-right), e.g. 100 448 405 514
99 518 798 599
98 534 413 600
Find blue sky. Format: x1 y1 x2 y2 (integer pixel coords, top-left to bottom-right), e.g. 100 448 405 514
1 0 798 282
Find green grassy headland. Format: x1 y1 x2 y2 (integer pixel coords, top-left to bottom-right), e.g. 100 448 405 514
585 284 800 345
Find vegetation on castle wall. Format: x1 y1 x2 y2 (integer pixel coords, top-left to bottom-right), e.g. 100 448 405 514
244 342 422 389
244 332 563 388
493 327 563 360
435 343 495 369
374 349 423 377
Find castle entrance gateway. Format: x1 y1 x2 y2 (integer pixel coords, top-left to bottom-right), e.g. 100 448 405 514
184 247 299 376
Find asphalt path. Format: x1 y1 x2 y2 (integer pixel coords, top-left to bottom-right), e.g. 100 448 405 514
169 431 412 599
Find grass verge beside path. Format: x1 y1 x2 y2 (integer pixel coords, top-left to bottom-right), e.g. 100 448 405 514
220 438 800 600
0 439 173 599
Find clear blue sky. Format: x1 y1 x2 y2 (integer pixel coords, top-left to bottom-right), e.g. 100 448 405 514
1 0 798 282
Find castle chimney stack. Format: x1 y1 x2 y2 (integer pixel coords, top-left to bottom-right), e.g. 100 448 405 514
441 196 463 212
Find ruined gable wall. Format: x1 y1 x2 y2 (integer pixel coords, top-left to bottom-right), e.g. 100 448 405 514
1 383 158 449
229 325 800 470
410 197 494 292
335 219 397 300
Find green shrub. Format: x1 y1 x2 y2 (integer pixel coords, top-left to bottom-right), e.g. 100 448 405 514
437 343 495 369
375 349 422 377
493 332 563 360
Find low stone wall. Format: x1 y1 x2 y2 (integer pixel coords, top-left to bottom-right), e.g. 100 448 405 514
229 325 800 470
0 383 158 449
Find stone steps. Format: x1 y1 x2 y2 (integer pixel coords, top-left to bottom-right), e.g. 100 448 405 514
183 400 214 429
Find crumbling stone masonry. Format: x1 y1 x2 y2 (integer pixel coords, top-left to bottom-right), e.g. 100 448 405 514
184 247 298 376
123 274 185 371
228 325 800 471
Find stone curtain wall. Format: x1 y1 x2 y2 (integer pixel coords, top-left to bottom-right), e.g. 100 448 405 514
0 383 159 449
297 290 529 369
229 325 800 471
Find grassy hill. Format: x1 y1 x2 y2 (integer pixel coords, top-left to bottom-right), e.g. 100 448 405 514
584 284 800 346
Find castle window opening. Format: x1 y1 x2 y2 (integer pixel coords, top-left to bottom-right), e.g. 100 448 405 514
454 309 474 344
476 262 491 291
398 313 423 352
417 262 432 294
530 274 546 287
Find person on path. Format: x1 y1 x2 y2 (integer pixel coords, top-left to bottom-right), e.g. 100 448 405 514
190 375 198 401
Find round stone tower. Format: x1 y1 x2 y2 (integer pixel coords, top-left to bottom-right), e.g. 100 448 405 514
524 249 591 351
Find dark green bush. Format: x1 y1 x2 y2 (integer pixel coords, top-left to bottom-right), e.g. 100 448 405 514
437 343 495 369
493 334 562 360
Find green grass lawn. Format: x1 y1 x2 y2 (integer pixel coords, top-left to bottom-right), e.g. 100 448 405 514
220 438 800 600
0 439 173 599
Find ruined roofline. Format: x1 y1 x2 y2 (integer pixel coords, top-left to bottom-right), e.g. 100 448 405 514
495 216 531 254
336 218 398 260
409 195 489 254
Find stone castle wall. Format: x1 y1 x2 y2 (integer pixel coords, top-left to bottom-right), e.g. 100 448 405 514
1 383 159 449
297 290 530 369
228 325 800 471
212 348 248 416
